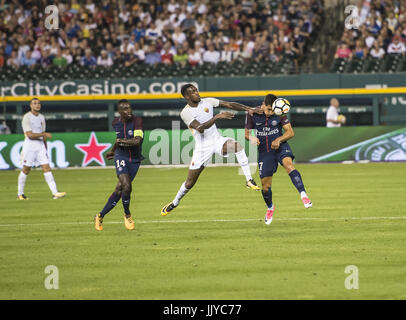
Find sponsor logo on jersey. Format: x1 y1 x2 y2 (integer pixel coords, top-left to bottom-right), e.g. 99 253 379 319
257 128 280 136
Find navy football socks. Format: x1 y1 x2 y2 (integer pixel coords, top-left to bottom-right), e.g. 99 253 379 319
100 192 121 217
121 192 131 215
289 169 306 193
261 188 273 209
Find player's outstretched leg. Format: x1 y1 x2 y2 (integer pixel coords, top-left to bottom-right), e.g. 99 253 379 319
95 180 123 231
223 140 260 191
161 167 204 216
120 174 135 230
282 157 312 208
261 177 275 225
17 166 30 200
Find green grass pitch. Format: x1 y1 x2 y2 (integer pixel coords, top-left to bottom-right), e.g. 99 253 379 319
0 162 405 300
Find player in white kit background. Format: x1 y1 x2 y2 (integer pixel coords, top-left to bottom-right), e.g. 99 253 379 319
17 98 66 200
161 84 263 216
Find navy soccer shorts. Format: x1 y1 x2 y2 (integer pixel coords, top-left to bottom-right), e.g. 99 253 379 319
114 156 141 181
258 142 295 178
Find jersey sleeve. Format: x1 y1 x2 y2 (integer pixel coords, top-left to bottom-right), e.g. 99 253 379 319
133 116 143 138
280 116 290 126
245 113 254 129
21 114 31 132
180 107 196 127
205 97 220 108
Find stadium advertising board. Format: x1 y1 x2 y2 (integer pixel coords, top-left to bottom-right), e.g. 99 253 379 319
0 126 404 170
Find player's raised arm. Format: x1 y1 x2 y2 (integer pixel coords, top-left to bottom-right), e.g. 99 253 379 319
219 101 263 115
244 113 260 145
189 111 235 133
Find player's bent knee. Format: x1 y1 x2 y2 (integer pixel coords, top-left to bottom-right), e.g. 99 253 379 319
122 184 132 195
22 167 31 175
185 180 195 189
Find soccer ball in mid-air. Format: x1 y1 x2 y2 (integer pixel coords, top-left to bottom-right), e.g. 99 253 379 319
272 98 291 116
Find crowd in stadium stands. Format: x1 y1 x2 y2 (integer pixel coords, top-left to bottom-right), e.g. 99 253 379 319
0 0 323 72
334 0 406 60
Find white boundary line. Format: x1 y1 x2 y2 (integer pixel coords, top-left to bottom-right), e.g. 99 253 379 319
0 216 405 228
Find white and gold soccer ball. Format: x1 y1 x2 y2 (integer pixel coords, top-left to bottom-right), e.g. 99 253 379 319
272 98 291 116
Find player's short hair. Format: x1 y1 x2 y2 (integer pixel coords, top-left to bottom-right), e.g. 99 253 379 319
264 94 277 106
30 97 40 103
117 99 130 109
180 83 195 97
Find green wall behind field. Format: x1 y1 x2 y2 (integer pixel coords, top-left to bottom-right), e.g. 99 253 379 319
1 126 405 170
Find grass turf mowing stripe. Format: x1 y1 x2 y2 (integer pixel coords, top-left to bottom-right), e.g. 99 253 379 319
0 216 405 228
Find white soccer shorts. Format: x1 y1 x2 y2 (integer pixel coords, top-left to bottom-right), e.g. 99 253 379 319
189 136 234 170
21 142 49 167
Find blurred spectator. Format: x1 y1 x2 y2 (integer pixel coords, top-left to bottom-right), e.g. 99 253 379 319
145 44 161 65
21 50 36 67
172 26 187 46
387 36 406 55
188 46 202 66
353 39 368 59
173 47 188 66
203 43 220 64
334 43 352 60
7 50 20 68
124 48 138 67
134 42 146 62
63 48 74 65
0 48 4 68
81 49 97 66
161 43 174 65
53 49 68 67
326 98 345 128
97 50 113 66
370 42 385 59
220 43 234 63
146 22 162 42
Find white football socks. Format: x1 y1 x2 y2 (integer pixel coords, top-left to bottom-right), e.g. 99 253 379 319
18 172 27 195
44 171 58 195
173 182 190 206
300 191 308 199
235 150 253 181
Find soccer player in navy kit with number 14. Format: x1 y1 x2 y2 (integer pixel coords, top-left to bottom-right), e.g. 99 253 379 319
94 99 144 231
245 94 312 225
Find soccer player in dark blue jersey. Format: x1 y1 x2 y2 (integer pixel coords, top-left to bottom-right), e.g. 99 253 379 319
94 99 144 231
245 94 312 225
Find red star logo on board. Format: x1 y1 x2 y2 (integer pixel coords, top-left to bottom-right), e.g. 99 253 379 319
75 132 111 167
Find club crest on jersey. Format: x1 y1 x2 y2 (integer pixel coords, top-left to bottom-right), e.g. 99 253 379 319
204 107 209 113
128 130 133 136
271 120 278 126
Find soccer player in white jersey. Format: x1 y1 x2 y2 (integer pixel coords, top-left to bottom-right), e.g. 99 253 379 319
161 83 263 216
17 98 66 200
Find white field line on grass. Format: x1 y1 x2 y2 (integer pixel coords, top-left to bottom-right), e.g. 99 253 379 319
0 216 405 228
